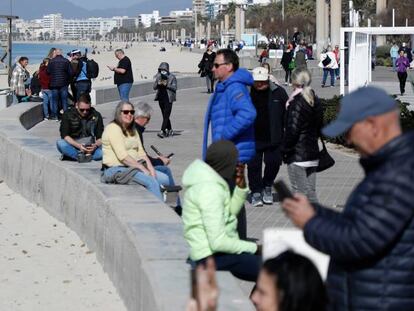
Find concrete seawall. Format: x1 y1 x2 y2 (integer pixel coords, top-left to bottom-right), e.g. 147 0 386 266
0 78 255 311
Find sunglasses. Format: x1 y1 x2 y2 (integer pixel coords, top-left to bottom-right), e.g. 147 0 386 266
78 108 90 113
213 62 229 69
121 110 135 115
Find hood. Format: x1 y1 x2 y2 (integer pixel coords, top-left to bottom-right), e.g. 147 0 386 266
216 68 254 92
182 159 227 189
158 62 170 73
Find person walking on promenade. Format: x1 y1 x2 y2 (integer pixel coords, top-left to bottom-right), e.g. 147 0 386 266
400 42 413 63
183 140 261 282
282 86 414 311
248 67 288 207
198 44 216 93
153 62 177 138
101 101 170 201
282 68 323 204
294 43 308 70
396 49 411 96
281 44 294 86
73 52 94 100
333 45 340 80
9 56 30 103
202 48 256 240
57 94 104 162
107 49 133 101
319 47 338 88
38 58 52 120
390 42 400 72
47 49 72 116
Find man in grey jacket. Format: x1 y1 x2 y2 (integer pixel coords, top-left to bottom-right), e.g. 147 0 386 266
153 62 177 138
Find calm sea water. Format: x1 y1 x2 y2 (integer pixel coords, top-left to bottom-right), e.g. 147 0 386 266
9 42 91 65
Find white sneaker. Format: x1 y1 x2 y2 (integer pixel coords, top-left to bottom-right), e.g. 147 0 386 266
251 193 263 207
262 187 273 204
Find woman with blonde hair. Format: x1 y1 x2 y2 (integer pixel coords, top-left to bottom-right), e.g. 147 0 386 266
282 68 323 203
101 101 170 200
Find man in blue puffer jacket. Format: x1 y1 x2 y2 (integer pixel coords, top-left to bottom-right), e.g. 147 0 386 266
282 86 414 310
202 48 257 239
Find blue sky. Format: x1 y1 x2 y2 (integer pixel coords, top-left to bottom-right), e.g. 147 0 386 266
68 0 152 10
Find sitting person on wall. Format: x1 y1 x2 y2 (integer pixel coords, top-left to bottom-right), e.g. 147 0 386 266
182 140 261 282
101 101 171 201
56 93 104 162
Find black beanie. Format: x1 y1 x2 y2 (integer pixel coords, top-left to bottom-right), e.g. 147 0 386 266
205 140 239 182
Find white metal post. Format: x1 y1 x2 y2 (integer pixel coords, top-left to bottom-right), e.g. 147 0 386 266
340 28 346 95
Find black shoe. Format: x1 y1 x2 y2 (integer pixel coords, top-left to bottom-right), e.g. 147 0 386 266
157 131 165 138
167 129 174 137
207 89 211 94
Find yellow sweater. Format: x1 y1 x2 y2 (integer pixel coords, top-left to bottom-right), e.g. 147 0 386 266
102 123 146 167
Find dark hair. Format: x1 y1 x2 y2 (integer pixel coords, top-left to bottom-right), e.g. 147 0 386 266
113 101 135 136
262 251 327 311
216 48 239 71
77 93 91 105
19 56 28 63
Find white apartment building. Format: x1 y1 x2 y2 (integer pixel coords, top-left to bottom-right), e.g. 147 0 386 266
212 0 272 17
112 16 138 30
138 11 160 28
63 18 117 39
193 0 206 16
42 14 63 39
169 8 193 18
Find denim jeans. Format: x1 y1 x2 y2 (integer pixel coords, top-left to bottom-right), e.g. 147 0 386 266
155 165 181 206
42 89 52 118
56 139 102 161
194 253 261 282
102 165 170 200
75 80 91 100
51 86 69 116
287 164 318 203
322 68 335 86
117 83 132 101
392 57 397 72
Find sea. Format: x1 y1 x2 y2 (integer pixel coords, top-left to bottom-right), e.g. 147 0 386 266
8 42 91 65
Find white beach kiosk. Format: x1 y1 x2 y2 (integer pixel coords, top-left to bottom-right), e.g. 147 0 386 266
340 26 414 95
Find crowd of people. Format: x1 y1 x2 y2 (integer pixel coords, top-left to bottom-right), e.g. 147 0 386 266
7 40 414 310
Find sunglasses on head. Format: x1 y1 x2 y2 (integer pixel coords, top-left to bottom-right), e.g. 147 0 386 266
121 110 135 115
79 108 90 113
213 62 229 69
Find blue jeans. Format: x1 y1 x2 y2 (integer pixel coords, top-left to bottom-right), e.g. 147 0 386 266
51 86 69 116
392 57 397 72
117 83 132 101
322 68 335 86
56 139 102 161
102 165 170 200
75 80 91 100
154 165 181 206
42 89 52 118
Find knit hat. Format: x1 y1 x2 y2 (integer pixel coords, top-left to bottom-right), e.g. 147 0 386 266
205 140 238 182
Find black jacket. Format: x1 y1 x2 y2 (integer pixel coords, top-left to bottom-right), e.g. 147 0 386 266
281 51 293 70
60 107 104 140
304 132 414 310
250 82 288 147
135 124 163 166
47 55 72 88
198 51 216 76
282 93 323 164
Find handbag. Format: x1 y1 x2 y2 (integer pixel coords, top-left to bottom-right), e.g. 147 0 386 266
322 55 331 67
288 59 296 70
317 137 335 172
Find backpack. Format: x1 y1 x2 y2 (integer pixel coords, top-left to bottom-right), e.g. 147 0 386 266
86 59 99 79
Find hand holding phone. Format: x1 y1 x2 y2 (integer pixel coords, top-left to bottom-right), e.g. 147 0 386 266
273 180 293 202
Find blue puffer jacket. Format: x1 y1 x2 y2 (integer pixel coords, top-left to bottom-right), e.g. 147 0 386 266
304 131 414 311
202 68 256 163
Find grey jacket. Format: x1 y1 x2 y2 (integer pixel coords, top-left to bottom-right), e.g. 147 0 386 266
101 167 140 184
153 62 177 103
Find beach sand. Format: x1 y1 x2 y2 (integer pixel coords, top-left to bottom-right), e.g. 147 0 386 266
0 41 203 90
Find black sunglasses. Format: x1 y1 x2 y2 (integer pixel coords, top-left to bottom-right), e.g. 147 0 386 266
213 62 229 69
121 110 135 115
79 108 90 113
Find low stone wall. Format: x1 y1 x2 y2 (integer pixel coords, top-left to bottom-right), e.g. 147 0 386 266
0 78 255 311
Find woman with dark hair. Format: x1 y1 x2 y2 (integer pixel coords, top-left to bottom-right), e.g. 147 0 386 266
101 101 170 200
198 44 216 93
182 140 261 282
280 44 294 86
251 251 327 311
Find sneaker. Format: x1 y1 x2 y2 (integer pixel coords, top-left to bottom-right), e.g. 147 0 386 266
77 153 92 163
43 117 49 121
262 187 273 205
251 192 263 207
157 131 165 139
284 82 288 86
167 129 174 137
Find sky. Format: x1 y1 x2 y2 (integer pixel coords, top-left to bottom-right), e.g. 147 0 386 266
67 0 150 10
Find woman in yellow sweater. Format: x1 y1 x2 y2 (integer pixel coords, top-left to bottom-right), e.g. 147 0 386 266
101 101 170 200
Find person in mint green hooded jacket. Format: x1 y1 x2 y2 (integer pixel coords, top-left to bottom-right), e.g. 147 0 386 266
182 140 261 282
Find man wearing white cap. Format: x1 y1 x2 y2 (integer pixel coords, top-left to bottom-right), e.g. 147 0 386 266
248 67 288 206
281 86 414 310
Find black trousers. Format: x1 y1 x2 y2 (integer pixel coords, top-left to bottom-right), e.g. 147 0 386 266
398 72 408 94
247 145 282 194
158 98 172 132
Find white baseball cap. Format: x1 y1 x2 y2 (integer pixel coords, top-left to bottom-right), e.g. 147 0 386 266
252 67 269 81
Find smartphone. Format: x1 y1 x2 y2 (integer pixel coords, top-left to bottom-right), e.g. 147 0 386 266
273 180 293 201
150 145 162 156
84 143 92 148
190 269 197 300
167 153 174 158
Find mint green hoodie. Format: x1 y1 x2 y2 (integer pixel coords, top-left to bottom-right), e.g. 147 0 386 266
182 159 257 261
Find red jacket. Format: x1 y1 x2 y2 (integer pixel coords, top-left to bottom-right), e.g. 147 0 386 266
38 64 50 90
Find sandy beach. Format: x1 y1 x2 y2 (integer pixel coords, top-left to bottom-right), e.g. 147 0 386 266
0 41 203 90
